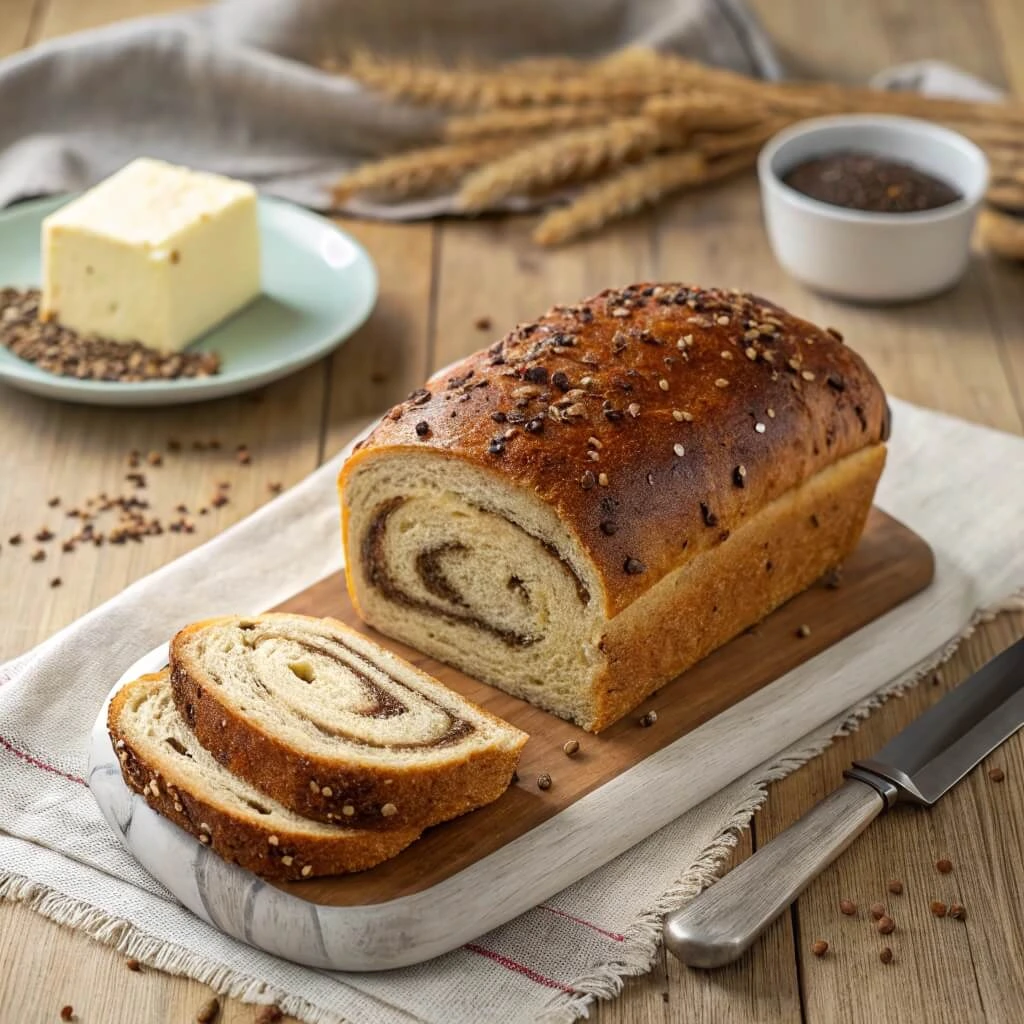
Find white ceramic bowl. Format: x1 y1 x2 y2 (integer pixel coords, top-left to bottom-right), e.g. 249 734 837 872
758 115 989 302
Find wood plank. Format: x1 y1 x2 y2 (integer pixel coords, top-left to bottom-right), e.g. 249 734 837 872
37 0 197 39
323 219 436 456
978 257 1024 429
749 0 1009 88
0 901 299 1024
0 0 40 55
986 0 1024 96
594 943 670 1024
0 370 325 661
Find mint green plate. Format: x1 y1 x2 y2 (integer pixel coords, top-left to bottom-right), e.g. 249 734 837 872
0 195 377 406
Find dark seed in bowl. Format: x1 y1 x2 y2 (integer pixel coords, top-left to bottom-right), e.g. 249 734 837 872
782 152 962 214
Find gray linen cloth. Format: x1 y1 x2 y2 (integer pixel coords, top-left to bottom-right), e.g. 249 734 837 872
0 0 780 212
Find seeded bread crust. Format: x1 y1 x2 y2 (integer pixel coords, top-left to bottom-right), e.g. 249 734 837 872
338 284 889 731
169 614 527 830
108 673 421 881
343 283 888 618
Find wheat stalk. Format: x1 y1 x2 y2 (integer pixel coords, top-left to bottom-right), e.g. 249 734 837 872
533 147 755 246
332 46 1024 242
642 93 764 132
693 117 792 157
445 105 627 141
456 116 681 211
333 139 518 202
348 50 694 110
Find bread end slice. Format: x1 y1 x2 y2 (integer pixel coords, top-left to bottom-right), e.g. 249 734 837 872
108 671 421 880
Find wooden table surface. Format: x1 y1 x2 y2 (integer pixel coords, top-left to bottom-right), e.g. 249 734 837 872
1 2 1022 1022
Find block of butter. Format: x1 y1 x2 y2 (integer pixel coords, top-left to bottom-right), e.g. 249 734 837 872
41 158 261 353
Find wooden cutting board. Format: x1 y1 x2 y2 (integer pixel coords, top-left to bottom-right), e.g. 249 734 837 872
274 507 934 908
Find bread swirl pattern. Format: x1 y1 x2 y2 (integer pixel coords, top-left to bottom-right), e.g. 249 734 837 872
108 672 421 880
169 613 527 829
340 284 889 731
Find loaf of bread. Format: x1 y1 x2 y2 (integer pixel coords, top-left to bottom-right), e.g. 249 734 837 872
339 284 889 732
108 672 421 880
169 613 527 830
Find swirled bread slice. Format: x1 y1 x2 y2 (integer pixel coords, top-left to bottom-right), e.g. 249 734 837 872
339 283 888 731
108 672 421 880
169 613 527 830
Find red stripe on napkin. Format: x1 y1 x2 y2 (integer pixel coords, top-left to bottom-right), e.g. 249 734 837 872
0 734 86 786
463 943 574 992
538 904 625 941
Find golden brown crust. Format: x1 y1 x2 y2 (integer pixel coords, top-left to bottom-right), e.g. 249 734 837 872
343 284 888 618
108 674 421 881
590 444 885 730
168 615 526 831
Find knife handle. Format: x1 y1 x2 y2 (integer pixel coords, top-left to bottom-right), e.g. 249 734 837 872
663 778 889 969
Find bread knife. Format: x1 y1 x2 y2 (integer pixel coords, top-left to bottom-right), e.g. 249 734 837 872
663 635 1024 969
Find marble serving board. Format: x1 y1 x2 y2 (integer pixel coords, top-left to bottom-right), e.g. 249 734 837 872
89 508 934 971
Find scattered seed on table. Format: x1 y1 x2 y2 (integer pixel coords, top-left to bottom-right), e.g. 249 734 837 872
930 900 948 918
989 767 1005 783
256 1008 284 1024
167 438 182 452
811 940 829 957
474 316 493 331
796 624 811 638
869 902 886 920
9 533 22 545
267 481 283 494
562 739 580 757
31 549 45 562
887 880 904 895
126 957 142 972
147 451 163 466
822 567 843 589
47 496 60 507
839 899 857 916
237 449 252 465
949 902 967 920
639 710 658 727
34 528 54 542
60 1008 74 1022
877 915 895 935
936 858 953 874
196 996 220 1023
50 577 62 588
879 947 894 965
537 773 552 791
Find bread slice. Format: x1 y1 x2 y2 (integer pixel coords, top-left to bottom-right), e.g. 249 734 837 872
108 672 421 880
169 613 528 830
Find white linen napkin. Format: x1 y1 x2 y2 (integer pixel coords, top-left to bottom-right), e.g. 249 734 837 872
2 397 1022 1024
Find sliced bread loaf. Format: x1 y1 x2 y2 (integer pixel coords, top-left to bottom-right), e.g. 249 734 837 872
169 613 528 830
108 671 421 880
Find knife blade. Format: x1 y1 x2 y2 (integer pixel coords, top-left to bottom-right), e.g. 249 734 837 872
663 636 1024 969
